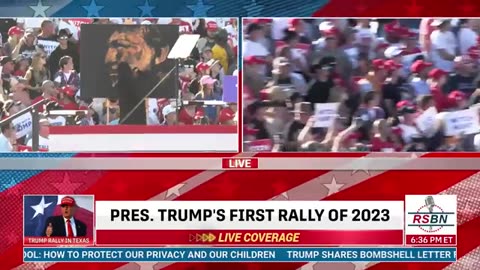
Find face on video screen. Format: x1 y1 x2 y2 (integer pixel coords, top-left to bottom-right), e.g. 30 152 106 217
80 24 179 99
104 26 169 87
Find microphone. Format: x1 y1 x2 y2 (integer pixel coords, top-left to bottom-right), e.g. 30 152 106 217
425 196 435 231
425 196 435 213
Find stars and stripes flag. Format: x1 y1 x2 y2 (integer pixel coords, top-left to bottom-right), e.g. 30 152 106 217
1 152 480 270
23 195 94 237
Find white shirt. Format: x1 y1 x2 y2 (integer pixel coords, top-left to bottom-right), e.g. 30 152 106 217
430 30 457 72
458 27 478 55
48 116 66 126
290 48 307 72
243 40 269 57
63 217 77 237
0 133 13 152
271 18 289 40
410 77 431 96
27 136 49 151
399 124 421 144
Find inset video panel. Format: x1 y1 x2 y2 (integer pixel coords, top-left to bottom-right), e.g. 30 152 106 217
242 18 480 152
0 18 239 152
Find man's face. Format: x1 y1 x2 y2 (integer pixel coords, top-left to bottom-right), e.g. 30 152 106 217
61 205 76 219
2 62 13 74
203 50 212 61
105 27 166 86
43 22 55 35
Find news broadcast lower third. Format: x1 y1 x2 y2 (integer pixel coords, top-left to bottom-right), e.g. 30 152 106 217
22 195 457 264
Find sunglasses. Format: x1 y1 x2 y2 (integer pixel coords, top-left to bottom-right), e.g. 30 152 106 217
60 204 73 208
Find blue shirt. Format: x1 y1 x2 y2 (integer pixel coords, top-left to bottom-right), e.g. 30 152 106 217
410 77 431 96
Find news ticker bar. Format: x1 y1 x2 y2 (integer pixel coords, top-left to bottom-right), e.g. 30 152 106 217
7 157 480 170
23 247 457 262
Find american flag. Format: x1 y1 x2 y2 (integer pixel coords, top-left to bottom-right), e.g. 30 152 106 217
1 152 479 270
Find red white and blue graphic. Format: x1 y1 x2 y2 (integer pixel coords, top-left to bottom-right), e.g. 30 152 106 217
23 195 94 239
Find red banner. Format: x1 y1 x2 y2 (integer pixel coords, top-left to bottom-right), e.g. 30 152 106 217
95 230 403 246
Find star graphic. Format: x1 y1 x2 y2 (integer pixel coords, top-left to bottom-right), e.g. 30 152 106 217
166 183 186 198
243 0 264 16
352 262 370 270
138 0 155 17
187 0 213 17
406 0 423 16
31 196 52 219
83 0 104 17
351 156 371 176
29 0 51 17
458 1 476 14
323 176 345 196
51 173 84 194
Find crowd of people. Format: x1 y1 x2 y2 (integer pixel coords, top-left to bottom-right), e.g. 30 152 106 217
0 18 238 152
243 18 480 152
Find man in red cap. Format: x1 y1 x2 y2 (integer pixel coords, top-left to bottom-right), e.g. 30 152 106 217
410 60 433 96
43 196 87 237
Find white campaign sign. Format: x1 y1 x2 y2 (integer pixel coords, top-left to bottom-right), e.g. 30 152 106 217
314 103 340 128
12 113 33 138
444 109 480 136
37 40 59 56
415 107 437 134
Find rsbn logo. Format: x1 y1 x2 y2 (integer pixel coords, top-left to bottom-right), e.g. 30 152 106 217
409 196 455 233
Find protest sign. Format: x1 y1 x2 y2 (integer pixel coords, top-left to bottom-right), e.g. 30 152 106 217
444 109 480 136
12 112 33 139
314 103 340 128
415 106 437 134
222 76 238 103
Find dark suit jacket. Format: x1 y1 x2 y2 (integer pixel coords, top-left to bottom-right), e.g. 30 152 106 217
42 216 87 237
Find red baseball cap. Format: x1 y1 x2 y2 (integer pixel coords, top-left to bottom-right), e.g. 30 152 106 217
218 108 235 123
288 19 302 31
428 68 447 80
61 196 76 207
195 62 209 72
371 59 386 71
411 60 433 74
384 20 402 36
384 60 403 71
8 26 23 36
61 86 75 97
244 56 266 65
396 100 416 114
467 46 480 59
206 21 218 32
251 18 272 24
194 109 205 120
448 90 466 102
